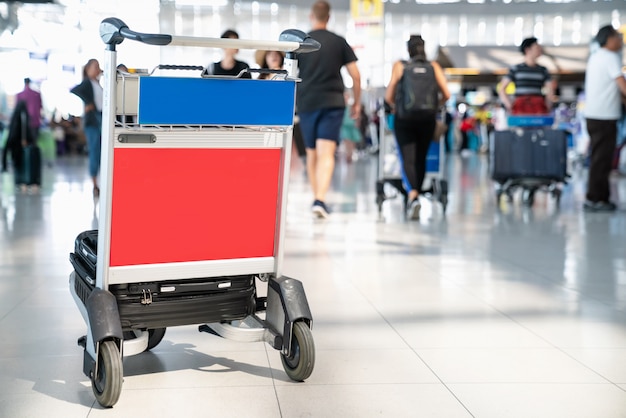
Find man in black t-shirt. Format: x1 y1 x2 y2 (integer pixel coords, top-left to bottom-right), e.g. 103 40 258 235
209 29 251 79
297 0 361 219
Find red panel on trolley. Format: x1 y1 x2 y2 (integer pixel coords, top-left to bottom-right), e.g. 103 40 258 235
109 148 281 267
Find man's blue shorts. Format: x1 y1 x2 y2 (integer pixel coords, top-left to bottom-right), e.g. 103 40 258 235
297 107 345 149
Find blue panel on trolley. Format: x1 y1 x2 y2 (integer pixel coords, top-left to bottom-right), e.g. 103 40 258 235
137 77 296 126
426 141 440 173
507 115 554 127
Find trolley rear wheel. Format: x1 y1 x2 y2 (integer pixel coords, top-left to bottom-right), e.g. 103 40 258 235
92 340 123 408
281 321 315 381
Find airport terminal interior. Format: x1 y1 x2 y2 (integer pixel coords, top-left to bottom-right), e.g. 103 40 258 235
1 0 626 417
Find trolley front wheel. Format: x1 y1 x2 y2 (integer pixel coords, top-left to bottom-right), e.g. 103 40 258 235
522 188 535 207
552 188 562 208
92 340 123 408
281 321 315 381
147 328 166 351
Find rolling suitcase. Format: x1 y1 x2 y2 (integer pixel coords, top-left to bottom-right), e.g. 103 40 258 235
491 128 567 182
16 145 42 186
69 230 257 330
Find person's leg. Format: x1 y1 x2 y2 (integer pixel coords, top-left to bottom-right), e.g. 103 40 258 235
414 116 437 193
2 143 9 172
308 108 344 217
84 126 101 195
298 110 320 198
586 118 617 204
305 147 317 192
460 130 469 152
313 139 337 201
395 118 418 202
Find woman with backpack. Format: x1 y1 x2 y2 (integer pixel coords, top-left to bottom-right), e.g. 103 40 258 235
385 35 450 220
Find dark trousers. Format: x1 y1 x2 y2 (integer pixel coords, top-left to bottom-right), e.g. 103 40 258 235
586 118 617 203
394 112 436 193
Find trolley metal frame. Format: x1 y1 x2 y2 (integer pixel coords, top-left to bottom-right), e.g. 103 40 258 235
69 18 319 407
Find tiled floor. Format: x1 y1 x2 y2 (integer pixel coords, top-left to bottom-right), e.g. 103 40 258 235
0 150 625 417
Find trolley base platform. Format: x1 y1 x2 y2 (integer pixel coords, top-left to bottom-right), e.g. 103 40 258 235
494 177 564 208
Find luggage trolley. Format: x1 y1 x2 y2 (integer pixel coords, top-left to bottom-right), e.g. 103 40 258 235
68 18 320 408
375 107 448 218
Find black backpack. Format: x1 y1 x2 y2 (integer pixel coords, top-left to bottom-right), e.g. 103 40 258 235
395 60 438 119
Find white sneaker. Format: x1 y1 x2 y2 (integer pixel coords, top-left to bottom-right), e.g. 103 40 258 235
407 199 421 220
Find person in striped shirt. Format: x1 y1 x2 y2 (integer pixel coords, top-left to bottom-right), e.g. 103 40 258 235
497 37 554 115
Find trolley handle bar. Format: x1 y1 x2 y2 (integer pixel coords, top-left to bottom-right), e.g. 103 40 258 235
100 18 320 55
100 17 172 47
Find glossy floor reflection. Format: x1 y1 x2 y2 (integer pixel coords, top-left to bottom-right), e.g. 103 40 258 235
0 151 625 417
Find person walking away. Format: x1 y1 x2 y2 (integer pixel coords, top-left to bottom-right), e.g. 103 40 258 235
385 34 450 220
582 25 626 212
207 30 251 79
498 37 554 115
297 0 362 219
16 78 43 140
71 58 103 198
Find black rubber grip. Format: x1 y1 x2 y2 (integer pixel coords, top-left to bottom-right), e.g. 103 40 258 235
119 27 171 46
247 69 289 75
157 65 204 71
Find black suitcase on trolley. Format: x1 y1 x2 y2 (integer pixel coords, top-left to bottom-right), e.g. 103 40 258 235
70 230 257 330
490 128 567 183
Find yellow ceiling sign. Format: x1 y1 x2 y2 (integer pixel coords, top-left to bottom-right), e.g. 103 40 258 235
351 0 383 20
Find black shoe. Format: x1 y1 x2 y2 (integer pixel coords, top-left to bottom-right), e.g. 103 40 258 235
312 200 330 219
583 200 616 212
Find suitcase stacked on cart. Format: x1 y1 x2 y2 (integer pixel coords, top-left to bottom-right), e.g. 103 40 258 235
70 230 257 330
68 18 320 408
491 115 567 207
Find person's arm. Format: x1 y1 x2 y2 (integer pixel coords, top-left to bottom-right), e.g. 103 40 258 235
616 75 626 105
345 61 362 120
497 76 513 112
543 70 555 111
432 61 450 106
384 61 403 112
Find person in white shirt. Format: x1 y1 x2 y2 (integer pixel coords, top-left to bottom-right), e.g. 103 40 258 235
583 25 626 212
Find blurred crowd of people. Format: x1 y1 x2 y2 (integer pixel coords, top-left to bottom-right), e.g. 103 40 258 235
0 5 623 213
